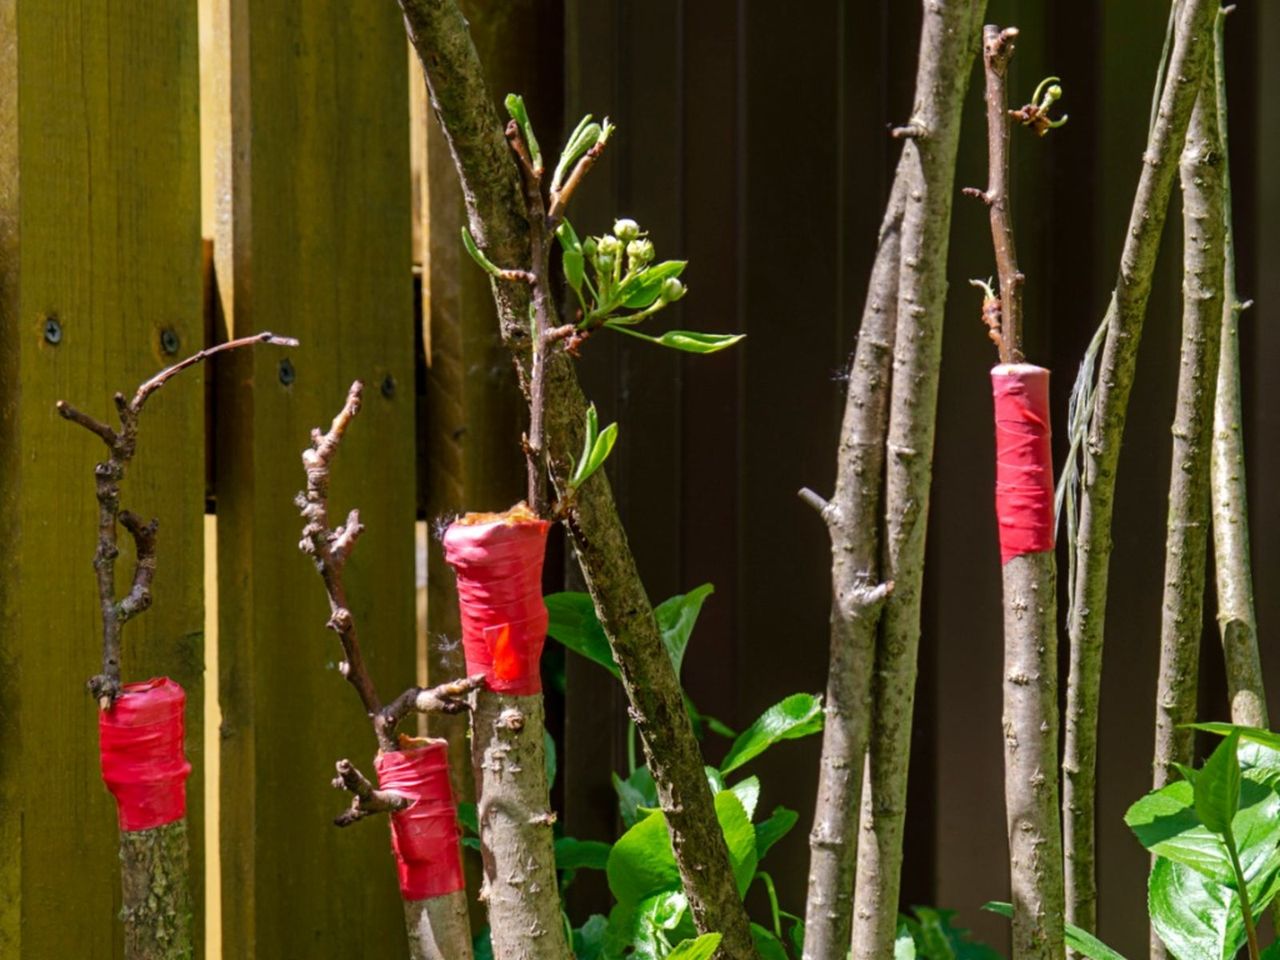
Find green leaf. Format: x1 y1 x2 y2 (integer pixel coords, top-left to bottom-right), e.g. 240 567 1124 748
552 116 603 192
1195 729 1242 836
655 584 714 678
607 809 680 905
603 322 746 354
1150 857 1245 960
461 226 501 276
896 922 918 960
982 902 1127 960
545 730 557 790
667 933 722 960
905 907 1002 960
457 801 478 835
749 924 790 960
715 789 758 897
755 806 799 861
613 766 658 829
555 837 611 873
570 404 618 489
473 927 494 960
573 914 608 960
604 890 693 960
563 249 585 295
503 93 542 171
544 592 618 677
615 260 686 310
720 693 825 774
728 775 760 820
1191 722 1280 755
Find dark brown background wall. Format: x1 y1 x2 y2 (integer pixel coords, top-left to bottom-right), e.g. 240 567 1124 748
497 1 1279 955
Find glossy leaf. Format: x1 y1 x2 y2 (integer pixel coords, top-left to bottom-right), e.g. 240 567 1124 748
1195 730 1242 836
728 775 760 820
755 806 799 861
982 902 1127 960
503 93 542 171
604 322 746 354
1149 845 1280 960
607 809 680 905
461 226 501 276
720 693 824 775
555 837 611 873
667 933 722 960
1192 722 1280 756
616 260 687 310
654 584 713 677
715 789 758 897
545 592 618 677
552 114 601 192
604 890 693 960
570 404 618 489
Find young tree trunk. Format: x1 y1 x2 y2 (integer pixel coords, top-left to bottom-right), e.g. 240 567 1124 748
119 821 193 960
1152 83 1224 795
405 890 474 960
1208 11 1266 731
848 4 986 957
1060 0 1218 937
471 693 568 960
400 2 757 955
799 173 905 960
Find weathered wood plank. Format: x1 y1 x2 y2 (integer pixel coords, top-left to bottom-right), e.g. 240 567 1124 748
208 0 416 954
0 0 205 955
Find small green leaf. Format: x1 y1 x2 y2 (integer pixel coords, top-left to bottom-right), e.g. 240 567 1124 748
556 221 586 294
895 923 918 960
667 933 722 960
457 801 478 835
749 924 790 960
655 584 714 677
613 766 658 829
1195 729 1242 836
906 907 1002 960
715 789 758 896
1191 722 1280 755
555 837 611 873
552 116 603 192
580 423 618 487
572 914 608 960
616 260 687 310
461 226 501 276
603 322 746 354
544 592 618 677
983 902 1127 960
755 806 799 861
473 927 494 960
604 890 692 960
503 93 542 171
720 693 825 775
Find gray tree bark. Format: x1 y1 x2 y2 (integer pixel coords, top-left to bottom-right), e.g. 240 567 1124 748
1060 0 1218 937
406 890 475 960
119 821 193 960
848 4 987 958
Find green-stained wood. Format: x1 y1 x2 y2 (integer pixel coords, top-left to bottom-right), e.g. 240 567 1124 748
0 0 205 956
209 0 417 955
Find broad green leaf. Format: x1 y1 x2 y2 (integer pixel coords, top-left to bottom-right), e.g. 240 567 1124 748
607 809 680 905
1195 730 1242 836
896 923 918 960
749 924 790 960
720 693 825 774
555 837 611 873
545 592 618 677
715 789 758 897
1126 774 1280 885
563 249 585 294
604 322 746 354
667 933 722 960
755 806 799 861
728 775 760 820
613 766 658 828
1192 722 1280 756
461 226 501 276
604 890 692 960
503 93 542 171
573 914 608 960
654 584 714 677
982 902 1127 960
616 260 687 310
1149 847 1280 960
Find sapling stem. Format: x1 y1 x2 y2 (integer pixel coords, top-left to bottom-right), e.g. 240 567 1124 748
1225 833 1260 960
1061 0 1219 936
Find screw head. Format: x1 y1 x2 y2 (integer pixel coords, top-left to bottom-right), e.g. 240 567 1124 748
160 327 180 355
43 316 62 345
381 374 396 398
278 358 296 386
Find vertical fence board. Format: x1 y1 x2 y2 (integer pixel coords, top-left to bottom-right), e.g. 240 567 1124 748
210 0 416 955
0 0 205 956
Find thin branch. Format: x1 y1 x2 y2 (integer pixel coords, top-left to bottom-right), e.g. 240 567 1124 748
297 380 389 742
132 331 299 413
377 673 487 743
117 511 159 623
331 759 410 827
976 25 1021 364
547 133 610 223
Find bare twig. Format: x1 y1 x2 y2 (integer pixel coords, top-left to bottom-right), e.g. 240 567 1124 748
1061 0 1219 937
380 674 488 733
331 759 411 827
59 331 297 708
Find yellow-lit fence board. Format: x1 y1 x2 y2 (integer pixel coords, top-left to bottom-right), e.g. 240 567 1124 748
0 0 205 955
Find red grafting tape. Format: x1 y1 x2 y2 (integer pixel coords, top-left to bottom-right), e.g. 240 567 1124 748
375 742 465 900
991 364 1055 564
442 513 551 695
98 677 192 832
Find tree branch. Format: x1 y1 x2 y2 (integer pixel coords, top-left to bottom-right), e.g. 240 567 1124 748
1061 0 1219 938
378 673 487 741
331 759 410 827
117 511 159 623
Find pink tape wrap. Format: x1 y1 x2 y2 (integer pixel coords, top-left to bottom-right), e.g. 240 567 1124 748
991 364 1055 564
98 677 192 831
375 743 465 900
442 515 551 695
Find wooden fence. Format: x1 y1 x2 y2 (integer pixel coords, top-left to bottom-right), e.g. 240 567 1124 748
2 1 1278 958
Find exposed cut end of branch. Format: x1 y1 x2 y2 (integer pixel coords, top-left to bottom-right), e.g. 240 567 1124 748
331 758 410 827
375 673 487 745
